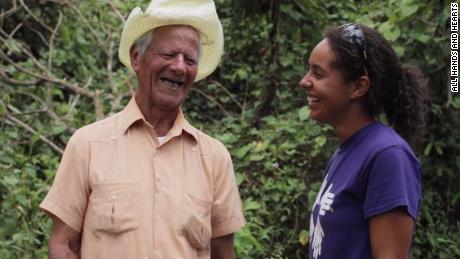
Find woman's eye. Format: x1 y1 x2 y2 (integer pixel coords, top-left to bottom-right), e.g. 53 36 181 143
312 69 324 78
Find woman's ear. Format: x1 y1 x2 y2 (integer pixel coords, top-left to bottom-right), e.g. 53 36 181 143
350 76 370 100
129 46 140 73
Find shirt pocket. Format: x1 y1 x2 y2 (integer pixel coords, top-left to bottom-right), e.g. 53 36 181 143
182 193 212 251
87 182 140 235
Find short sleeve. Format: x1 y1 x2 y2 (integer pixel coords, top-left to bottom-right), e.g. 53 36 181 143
210 146 246 238
39 130 91 232
363 146 422 220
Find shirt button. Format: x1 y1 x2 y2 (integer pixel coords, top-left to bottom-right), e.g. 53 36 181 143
111 195 116 200
191 147 197 152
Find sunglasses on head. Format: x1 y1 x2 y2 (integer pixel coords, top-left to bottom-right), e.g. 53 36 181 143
340 23 368 76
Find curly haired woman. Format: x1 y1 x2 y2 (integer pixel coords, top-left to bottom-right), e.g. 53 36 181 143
299 24 428 259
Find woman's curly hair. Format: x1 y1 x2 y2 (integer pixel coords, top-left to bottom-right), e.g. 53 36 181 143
325 24 428 145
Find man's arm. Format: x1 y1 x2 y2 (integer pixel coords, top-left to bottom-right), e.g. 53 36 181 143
210 233 235 259
48 215 81 259
370 207 414 259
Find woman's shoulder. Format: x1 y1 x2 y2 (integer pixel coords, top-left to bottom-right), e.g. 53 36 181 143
357 122 418 160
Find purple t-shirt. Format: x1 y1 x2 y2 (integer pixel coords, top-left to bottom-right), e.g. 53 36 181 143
309 122 422 259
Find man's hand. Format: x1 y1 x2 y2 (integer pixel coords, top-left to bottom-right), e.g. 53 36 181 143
49 215 81 259
210 233 235 259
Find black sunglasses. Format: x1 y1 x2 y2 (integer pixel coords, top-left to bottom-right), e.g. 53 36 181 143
340 23 368 76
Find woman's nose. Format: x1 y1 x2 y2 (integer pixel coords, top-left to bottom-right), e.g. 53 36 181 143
299 73 312 89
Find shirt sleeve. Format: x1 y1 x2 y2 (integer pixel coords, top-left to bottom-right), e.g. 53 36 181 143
39 130 91 232
362 145 422 220
210 145 246 238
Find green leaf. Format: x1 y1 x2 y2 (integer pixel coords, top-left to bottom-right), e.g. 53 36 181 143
400 0 419 18
235 68 248 80
416 34 430 44
378 21 401 41
3 176 19 186
424 142 433 156
298 106 310 121
6 104 21 114
244 199 262 211
394 46 406 57
217 133 236 144
434 143 443 155
236 172 244 185
25 166 37 178
249 153 265 161
4 39 21 54
448 96 460 108
314 136 327 147
451 192 460 207
51 125 66 135
235 145 252 159
299 229 309 246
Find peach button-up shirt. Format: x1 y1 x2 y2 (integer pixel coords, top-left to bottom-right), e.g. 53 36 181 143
40 98 246 259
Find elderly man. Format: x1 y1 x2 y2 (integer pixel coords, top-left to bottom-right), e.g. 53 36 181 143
39 0 246 258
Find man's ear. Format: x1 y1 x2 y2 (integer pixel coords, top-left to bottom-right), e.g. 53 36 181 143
129 45 140 73
350 76 370 100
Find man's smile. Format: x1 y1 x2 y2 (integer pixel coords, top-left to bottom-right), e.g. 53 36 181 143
159 77 185 89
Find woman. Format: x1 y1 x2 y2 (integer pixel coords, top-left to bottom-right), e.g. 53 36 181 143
299 24 427 259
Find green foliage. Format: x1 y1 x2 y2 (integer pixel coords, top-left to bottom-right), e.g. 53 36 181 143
206 108 334 258
0 0 458 258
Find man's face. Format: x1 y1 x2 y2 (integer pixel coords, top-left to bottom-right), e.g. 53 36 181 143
131 25 200 113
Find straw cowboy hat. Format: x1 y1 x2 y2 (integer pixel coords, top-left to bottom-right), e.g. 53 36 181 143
118 0 223 82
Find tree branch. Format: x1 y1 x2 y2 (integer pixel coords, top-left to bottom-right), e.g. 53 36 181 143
0 48 95 97
8 22 23 38
0 29 49 71
48 10 63 72
255 0 280 121
68 3 105 49
107 34 120 110
107 0 125 23
5 113 64 154
209 80 243 109
192 88 231 116
22 22 50 48
0 69 43 86
19 0 53 32
0 0 20 20
94 89 104 120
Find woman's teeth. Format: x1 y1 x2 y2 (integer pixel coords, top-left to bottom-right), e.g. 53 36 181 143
308 96 320 104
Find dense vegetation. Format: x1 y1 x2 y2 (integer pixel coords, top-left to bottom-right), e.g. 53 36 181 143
1 0 458 258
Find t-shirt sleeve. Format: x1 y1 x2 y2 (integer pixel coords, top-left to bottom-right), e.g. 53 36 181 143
39 130 91 233
210 146 246 238
362 146 422 221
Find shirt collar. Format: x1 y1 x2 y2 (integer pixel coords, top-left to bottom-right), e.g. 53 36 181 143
119 97 198 141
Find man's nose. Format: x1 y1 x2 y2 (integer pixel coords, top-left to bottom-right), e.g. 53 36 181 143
170 55 187 75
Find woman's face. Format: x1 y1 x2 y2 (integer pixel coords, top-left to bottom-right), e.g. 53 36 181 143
298 39 355 128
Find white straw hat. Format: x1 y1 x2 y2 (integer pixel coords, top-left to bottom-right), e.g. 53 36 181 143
118 0 223 82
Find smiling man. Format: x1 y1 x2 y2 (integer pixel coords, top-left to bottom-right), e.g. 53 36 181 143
39 1 245 258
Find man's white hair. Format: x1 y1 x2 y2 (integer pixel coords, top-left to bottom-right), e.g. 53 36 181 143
134 30 154 57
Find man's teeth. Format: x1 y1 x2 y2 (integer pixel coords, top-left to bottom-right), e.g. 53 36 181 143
161 78 182 88
308 96 320 104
